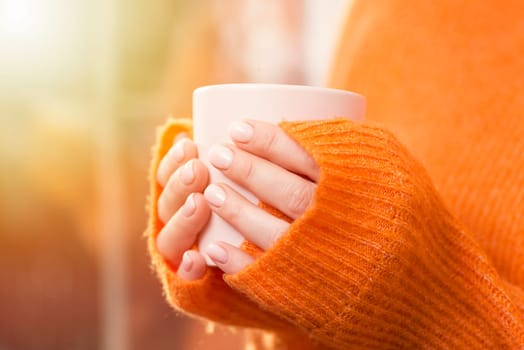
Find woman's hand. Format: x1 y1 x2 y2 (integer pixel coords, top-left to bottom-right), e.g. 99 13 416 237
156 120 319 280
203 120 319 273
155 134 211 281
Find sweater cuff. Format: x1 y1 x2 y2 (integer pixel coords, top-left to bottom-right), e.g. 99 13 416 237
225 119 524 348
146 118 293 329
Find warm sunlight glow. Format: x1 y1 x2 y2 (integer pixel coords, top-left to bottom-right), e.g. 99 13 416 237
1 0 51 40
0 0 91 91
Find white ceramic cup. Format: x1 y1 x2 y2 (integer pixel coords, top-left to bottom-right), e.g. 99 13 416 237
193 83 365 264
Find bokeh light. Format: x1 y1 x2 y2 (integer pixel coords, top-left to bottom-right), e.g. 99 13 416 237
0 1 350 349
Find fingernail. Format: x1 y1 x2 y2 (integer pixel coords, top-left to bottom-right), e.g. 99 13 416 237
171 139 187 163
206 243 228 264
174 132 189 143
208 144 233 170
180 251 193 272
204 184 226 207
229 121 253 143
179 161 195 185
181 194 196 217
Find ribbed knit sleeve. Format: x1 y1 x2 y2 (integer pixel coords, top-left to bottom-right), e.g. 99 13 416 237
146 118 294 331
224 119 524 349
147 118 524 349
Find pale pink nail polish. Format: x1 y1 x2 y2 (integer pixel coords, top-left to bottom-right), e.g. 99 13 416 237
206 243 228 264
229 121 253 143
204 184 226 207
208 144 233 169
171 139 187 163
179 161 195 185
181 194 196 217
180 251 193 272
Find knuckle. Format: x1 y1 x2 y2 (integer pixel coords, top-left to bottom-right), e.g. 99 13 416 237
222 195 242 224
260 128 279 155
287 183 316 217
242 158 256 182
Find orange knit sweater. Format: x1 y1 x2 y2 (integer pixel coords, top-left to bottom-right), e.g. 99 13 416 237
146 1 524 349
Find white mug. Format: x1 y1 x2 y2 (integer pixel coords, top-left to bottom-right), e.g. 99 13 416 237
193 83 365 264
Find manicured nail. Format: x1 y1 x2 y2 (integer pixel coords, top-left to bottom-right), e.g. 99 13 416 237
204 184 226 207
208 144 233 169
181 194 196 217
229 121 254 143
206 243 228 264
174 132 189 143
179 161 195 185
180 251 193 272
171 139 187 163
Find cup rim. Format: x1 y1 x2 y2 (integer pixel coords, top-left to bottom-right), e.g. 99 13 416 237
194 83 364 99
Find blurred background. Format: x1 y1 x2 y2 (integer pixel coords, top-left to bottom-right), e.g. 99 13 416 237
0 0 350 349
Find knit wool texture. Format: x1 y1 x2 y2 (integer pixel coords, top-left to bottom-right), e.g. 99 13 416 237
146 118 524 349
146 1 524 348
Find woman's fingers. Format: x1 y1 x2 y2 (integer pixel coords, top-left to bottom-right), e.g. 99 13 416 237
208 144 316 220
205 241 255 274
203 183 289 250
157 137 198 187
177 250 207 281
229 120 320 182
156 122 318 277
157 193 211 268
157 159 209 223
156 137 209 281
